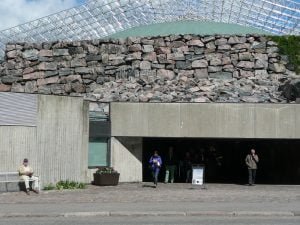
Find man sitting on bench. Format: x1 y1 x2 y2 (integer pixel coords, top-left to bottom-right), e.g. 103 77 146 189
18 158 39 195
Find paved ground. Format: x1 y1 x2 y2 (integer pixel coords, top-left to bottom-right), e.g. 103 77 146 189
0 183 299 219
1 183 299 204
0 216 299 225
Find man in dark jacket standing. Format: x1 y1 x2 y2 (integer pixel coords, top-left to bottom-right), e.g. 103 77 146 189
149 151 162 188
245 149 259 186
164 146 177 183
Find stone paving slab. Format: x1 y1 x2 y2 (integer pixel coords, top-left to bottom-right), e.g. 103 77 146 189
0 210 298 219
0 183 299 218
0 183 299 204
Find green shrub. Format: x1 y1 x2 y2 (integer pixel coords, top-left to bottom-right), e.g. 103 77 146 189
269 35 300 74
95 167 118 174
77 182 86 189
43 180 86 190
56 180 86 190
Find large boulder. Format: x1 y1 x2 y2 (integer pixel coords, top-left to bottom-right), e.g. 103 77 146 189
279 79 300 101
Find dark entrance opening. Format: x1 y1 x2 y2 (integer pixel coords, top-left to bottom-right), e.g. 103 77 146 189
142 138 300 184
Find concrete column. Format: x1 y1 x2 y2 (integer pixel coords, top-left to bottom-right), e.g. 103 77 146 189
110 137 142 182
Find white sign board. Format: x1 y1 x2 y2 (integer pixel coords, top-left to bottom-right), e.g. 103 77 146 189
192 166 204 185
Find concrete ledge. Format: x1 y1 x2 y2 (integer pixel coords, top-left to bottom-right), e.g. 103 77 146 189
64 212 110 217
232 211 295 217
0 183 6 192
186 211 234 216
0 211 298 218
0 181 38 192
110 211 187 217
293 211 300 216
6 182 22 192
0 182 20 192
0 213 62 218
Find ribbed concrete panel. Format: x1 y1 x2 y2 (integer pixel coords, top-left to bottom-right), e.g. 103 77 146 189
110 137 142 182
111 103 300 139
36 95 89 185
0 93 37 126
0 94 89 186
0 126 37 173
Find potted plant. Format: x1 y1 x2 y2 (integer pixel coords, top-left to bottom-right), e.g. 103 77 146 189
93 167 120 186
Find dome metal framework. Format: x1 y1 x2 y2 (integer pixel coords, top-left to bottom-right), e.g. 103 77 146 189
0 0 299 57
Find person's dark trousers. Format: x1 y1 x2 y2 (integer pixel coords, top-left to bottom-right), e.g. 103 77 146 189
165 165 176 183
248 169 257 185
152 167 160 186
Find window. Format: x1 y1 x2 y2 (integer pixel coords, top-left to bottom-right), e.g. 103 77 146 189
88 137 109 167
88 110 111 168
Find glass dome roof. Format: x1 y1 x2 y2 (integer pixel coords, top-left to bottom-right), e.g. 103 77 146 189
0 0 299 57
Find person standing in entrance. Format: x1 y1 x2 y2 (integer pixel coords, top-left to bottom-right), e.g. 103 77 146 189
149 151 162 187
18 158 39 195
183 151 193 183
245 149 259 186
164 147 177 183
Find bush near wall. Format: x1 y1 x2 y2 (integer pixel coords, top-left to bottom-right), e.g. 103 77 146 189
269 36 300 74
43 180 86 190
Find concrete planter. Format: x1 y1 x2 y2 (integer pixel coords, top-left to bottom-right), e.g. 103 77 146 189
93 173 120 186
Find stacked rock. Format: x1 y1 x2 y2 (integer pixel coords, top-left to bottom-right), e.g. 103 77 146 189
0 34 297 103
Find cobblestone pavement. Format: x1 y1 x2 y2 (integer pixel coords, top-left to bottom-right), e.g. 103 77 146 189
0 183 299 204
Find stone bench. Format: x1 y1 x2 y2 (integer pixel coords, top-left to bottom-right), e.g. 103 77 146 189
0 172 40 192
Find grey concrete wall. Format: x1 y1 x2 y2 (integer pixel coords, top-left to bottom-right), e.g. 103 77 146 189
0 126 37 172
0 94 89 186
111 103 300 139
36 95 89 185
110 137 143 182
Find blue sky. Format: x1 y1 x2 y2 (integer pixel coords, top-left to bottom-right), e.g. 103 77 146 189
0 0 87 30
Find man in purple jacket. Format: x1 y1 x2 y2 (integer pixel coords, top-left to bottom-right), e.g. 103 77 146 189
149 151 162 188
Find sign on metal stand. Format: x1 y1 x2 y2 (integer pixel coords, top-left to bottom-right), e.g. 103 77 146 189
191 164 206 189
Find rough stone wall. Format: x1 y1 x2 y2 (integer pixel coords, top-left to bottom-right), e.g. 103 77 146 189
0 34 297 103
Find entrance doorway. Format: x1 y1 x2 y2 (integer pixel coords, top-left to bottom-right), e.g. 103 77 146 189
143 138 300 184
